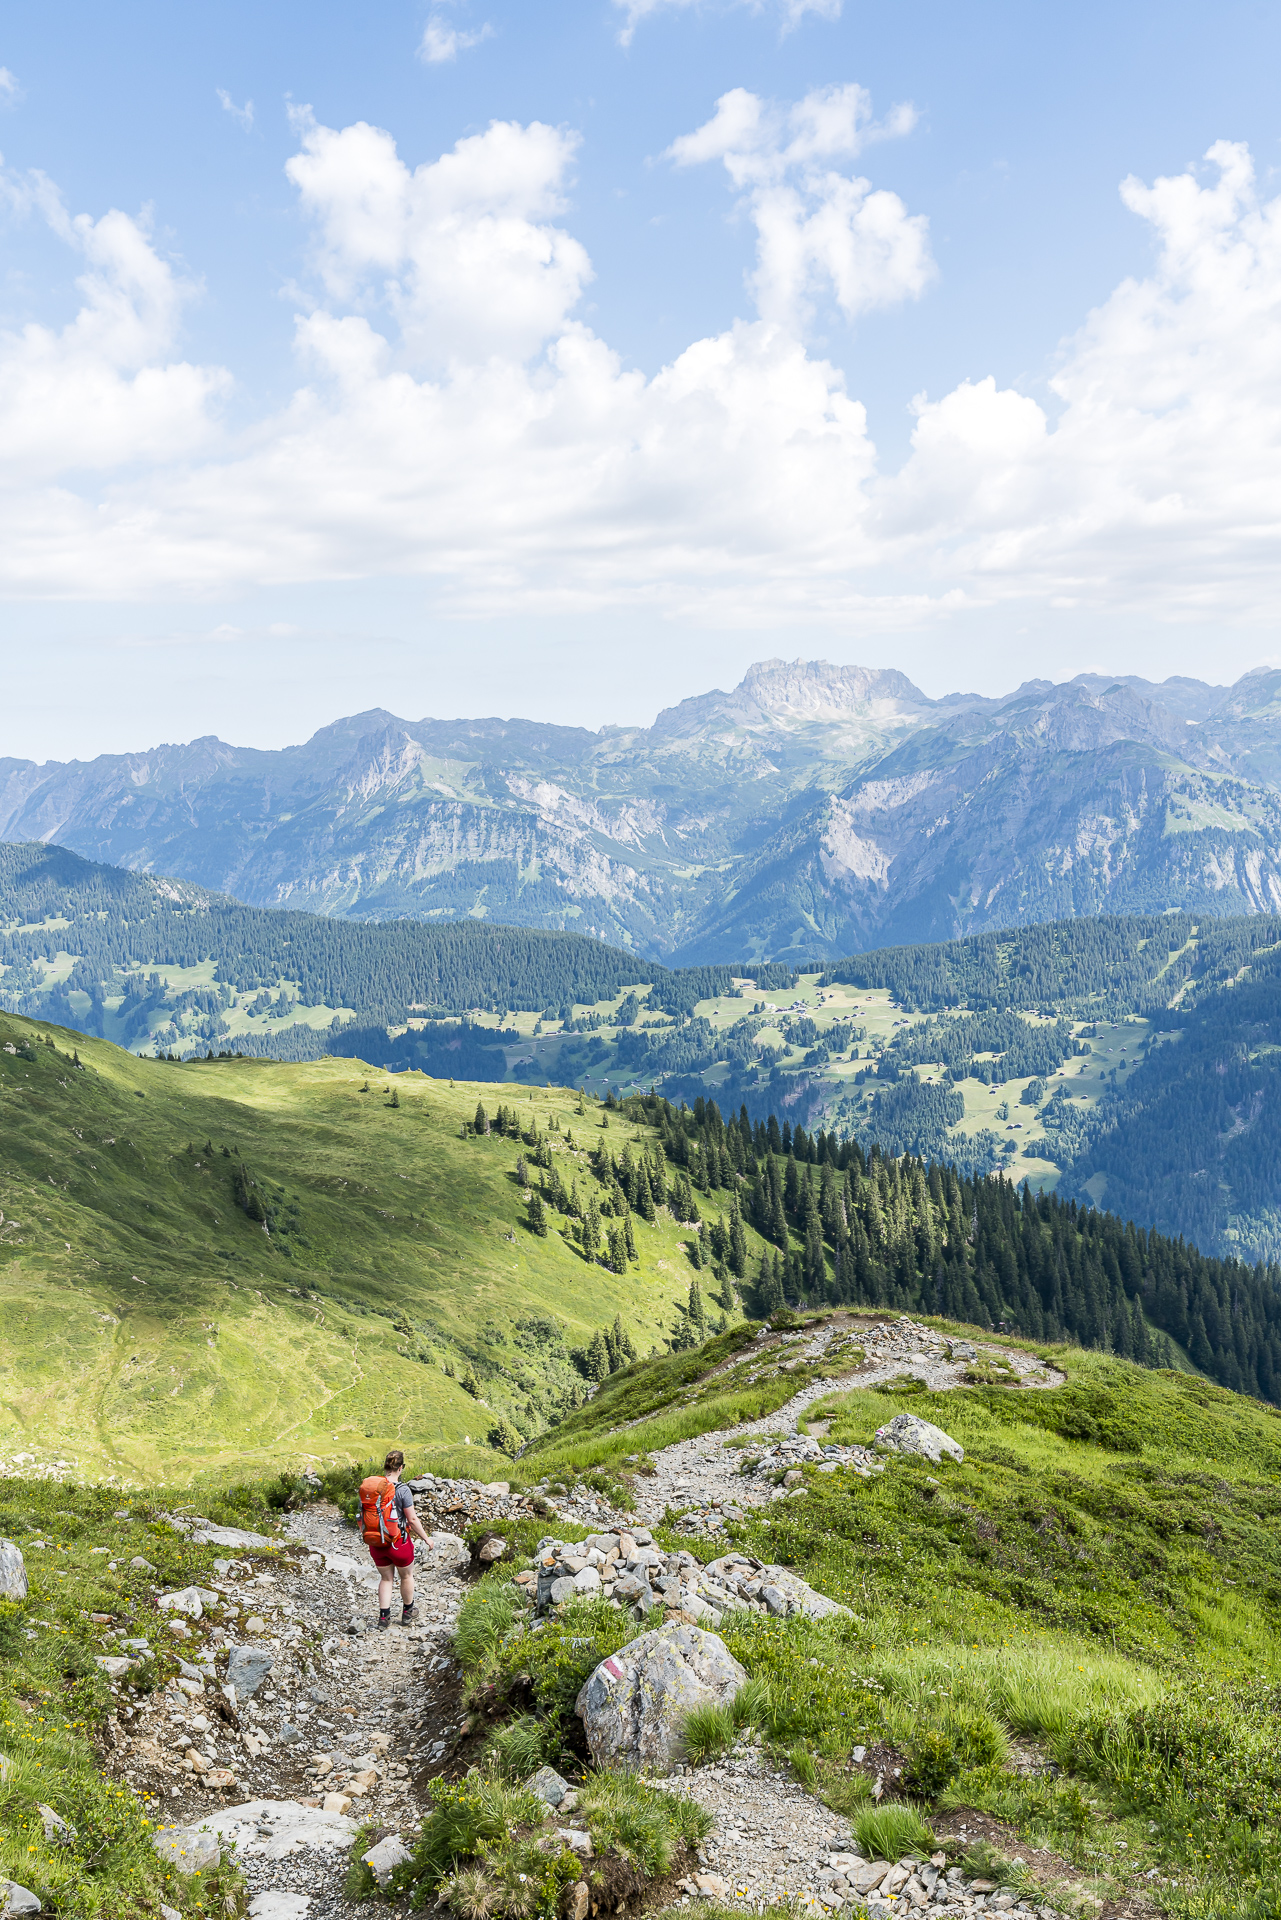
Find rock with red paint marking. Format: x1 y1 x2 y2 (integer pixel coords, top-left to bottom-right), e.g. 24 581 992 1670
575 1623 745 1774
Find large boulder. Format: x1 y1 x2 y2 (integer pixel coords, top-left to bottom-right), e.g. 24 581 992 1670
575 1623 745 1773
874 1414 963 1465
0 1543 27 1603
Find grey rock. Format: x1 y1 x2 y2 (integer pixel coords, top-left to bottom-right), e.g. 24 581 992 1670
557 1828 593 1856
548 1576 577 1605
427 1531 470 1573
363 1833 412 1887
1 1883 41 1916
36 1804 74 1846
476 1536 507 1564
759 1584 788 1617
754 1564 852 1621
525 1766 570 1807
189 1524 274 1550
151 1826 220 1874
277 1723 304 1745
226 1645 275 1699
612 1570 653 1606
177 1659 207 1683
95 1656 134 1679
572 1566 601 1595
575 1623 746 1773
0 1544 27 1603
156 1585 204 1620
873 1415 964 1465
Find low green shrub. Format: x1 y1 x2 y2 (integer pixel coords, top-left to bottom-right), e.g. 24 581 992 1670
482 1713 564 1782
456 1579 523 1687
400 1774 546 1899
853 1802 934 1861
904 1728 959 1798
578 1771 713 1874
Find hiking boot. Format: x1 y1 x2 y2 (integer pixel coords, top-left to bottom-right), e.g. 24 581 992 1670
378 1608 392 1631
401 1601 416 1627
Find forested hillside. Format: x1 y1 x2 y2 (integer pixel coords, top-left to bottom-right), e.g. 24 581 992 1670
0 841 790 1054
621 1090 1281 1402
14 835 1281 1274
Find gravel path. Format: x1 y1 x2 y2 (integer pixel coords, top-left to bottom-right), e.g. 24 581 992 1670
631 1314 1061 1532
97 1315 1065 1918
104 1503 471 1918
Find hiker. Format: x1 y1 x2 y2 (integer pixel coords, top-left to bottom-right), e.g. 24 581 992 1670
359 1449 433 1630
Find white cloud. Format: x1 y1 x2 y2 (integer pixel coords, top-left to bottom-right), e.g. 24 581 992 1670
2 115 1281 638
614 0 839 50
283 114 591 367
669 84 931 330
0 67 22 107
0 163 227 487
216 89 254 131
418 16 493 63
882 140 1281 615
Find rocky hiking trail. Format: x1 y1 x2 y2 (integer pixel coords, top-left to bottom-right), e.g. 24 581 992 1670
626 1313 1061 1536
87 1315 1077 1920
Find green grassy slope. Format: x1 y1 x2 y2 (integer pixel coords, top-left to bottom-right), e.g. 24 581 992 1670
465 1315 1281 1918
0 1012 762 1485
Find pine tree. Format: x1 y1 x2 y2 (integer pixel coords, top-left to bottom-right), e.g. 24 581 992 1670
390 1087 400 1108
614 1313 636 1362
729 1196 748 1278
525 1190 548 1237
587 1328 610 1380
474 1100 489 1135
689 1278 706 1331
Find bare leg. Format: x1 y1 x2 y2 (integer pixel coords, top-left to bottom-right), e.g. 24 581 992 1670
399 1566 416 1608
378 1571 394 1610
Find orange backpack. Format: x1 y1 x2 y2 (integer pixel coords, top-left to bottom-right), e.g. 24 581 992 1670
359 1475 404 1548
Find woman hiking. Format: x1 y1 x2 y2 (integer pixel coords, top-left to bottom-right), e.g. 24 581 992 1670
359 1449 433 1629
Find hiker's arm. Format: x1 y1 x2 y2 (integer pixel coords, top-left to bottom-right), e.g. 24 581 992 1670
406 1506 432 1544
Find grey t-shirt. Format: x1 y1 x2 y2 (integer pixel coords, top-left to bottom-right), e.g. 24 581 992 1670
392 1482 415 1535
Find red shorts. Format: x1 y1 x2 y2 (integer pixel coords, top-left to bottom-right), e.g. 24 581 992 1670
368 1539 415 1569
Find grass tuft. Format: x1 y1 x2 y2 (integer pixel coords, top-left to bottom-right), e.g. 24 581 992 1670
853 1802 935 1861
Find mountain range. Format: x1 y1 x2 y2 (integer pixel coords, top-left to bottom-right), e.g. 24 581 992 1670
7 658 1281 962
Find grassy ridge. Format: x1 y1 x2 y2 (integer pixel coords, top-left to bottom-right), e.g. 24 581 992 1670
461 1318 1281 1917
0 1012 766 1483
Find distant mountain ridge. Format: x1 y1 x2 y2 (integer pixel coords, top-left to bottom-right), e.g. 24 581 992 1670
7 657 1281 960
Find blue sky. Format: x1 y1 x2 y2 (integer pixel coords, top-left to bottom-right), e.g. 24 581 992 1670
5 0 1281 758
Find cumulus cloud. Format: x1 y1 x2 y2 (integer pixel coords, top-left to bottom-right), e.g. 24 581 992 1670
614 0 839 49
669 84 930 329
883 139 1281 614
0 162 227 487
216 89 254 130
0 67 22 107
419 15 494 62
1 111 1280 635
284 113 591 366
